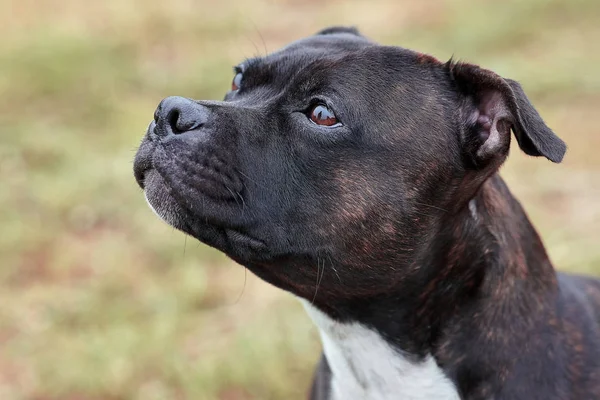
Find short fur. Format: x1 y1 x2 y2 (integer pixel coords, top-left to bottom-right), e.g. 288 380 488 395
134 27 600 399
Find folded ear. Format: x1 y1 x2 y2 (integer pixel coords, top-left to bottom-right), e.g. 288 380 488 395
447 61 566 168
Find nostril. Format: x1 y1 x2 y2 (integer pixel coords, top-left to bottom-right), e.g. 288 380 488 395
168 109 183 134
154 96 209 136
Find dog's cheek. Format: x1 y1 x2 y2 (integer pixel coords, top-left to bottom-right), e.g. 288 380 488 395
329 168 381 225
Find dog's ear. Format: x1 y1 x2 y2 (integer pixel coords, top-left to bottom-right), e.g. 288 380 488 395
316 26 362 37
447 61 566 168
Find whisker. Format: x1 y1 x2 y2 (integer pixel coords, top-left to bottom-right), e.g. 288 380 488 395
311 258 320 304
234 267 248 305
237 191 246 218
225 186 241 208
411 210 437 219
238 170 269 190
250 19 268 56
414 201 448 213
244 28 261 59
329 257 342 284
312 257 326 304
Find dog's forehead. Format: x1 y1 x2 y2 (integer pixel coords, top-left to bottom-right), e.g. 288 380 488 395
281 32 373 54
248 34 431 96
260 33 375 72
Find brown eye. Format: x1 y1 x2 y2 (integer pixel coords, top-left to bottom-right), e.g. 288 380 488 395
231 72 243 91
309 104 340 127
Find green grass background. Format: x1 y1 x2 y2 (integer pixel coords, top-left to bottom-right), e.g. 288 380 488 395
1 0 599 398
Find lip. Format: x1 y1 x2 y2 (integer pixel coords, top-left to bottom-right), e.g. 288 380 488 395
133 164 150 189
134 121 267 256
138 157 264 251
225 229 267 251
133 124 158 189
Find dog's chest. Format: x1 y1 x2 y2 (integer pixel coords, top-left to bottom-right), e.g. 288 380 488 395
301 300 460 400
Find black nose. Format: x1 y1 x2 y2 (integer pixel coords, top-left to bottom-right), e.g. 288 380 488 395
153 96 209 135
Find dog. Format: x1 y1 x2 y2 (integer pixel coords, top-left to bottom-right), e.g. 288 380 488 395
133 26 600 399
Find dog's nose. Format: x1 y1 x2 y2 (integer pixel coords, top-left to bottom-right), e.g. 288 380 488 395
153 96 209 135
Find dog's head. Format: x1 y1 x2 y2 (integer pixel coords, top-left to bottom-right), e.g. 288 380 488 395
133 27 565 303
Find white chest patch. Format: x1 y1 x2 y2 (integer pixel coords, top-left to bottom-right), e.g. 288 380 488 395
300 300 461 400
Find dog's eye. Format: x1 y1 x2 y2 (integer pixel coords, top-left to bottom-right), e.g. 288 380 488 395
309 104 340 127
231 72 243 91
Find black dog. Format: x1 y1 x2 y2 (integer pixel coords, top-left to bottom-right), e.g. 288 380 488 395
134 27 600 399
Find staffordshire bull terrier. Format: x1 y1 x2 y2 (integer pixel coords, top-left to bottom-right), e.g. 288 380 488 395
133 26 600 399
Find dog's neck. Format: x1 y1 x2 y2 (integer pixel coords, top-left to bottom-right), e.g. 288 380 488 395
301 175 559 398
301 298 461 400
308 174 559 362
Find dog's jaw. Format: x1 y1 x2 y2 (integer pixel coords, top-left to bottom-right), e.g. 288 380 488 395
142 169 187 229
144 191 172 225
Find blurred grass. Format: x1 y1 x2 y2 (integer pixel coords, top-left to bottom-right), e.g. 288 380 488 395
0 0 599 399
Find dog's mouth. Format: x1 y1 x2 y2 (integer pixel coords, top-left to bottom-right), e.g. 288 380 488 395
133 132 269 259
141 169 186 227
133 124 156 191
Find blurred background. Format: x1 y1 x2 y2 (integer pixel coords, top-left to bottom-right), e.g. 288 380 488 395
1 0 599 398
